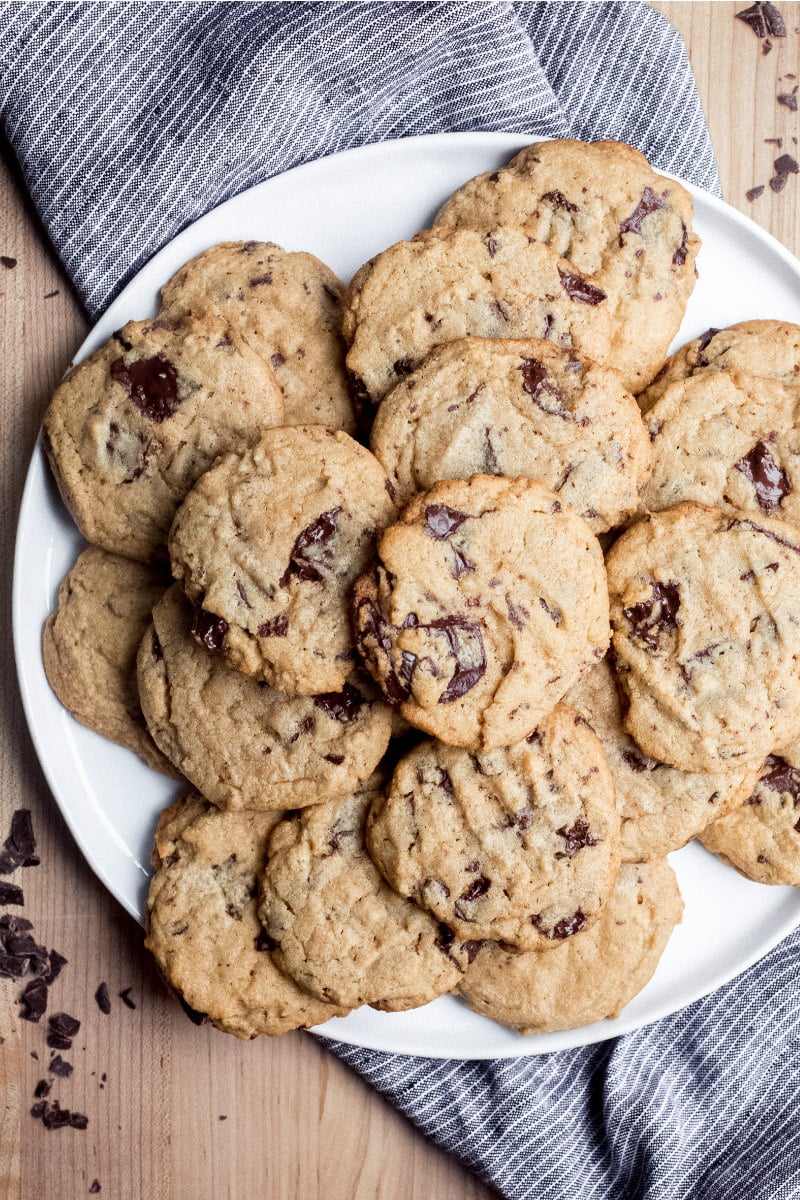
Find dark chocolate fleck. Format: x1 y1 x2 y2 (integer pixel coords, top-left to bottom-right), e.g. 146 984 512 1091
314 682 366 723
323 753 345 765
557 268 606 305
735 441 791 512
673 223 689 266
249 272 273 286
539 597 562 626
506 594 530 629
258 615 288 637
487 235 498 258
19 977 48 1022
270 352 286 369
109 355 180 423
621 746 649 773
236 581 252 609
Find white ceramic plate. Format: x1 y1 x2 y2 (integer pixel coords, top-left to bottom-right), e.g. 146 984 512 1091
13 133 800 1060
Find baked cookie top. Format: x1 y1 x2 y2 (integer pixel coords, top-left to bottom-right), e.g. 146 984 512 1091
366 706 621 951
642 370 800 522
565 659 758 862
145 794 345 1038
160 240 354 432
640 319 800 411
258 777 469 1010
700 744 800 887
352 475 609 749
137 585 392 810
433 138 699 394
606 503 800 772
371 337 651 531
458 859 683 1035
43 314 285 563
42 546 179 777
168 426 396 696
341 226 615 407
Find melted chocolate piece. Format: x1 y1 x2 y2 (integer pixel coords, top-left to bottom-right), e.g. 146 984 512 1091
193 609 228 653
696 327 720 357
393 358 414 377
428 617 486 703
109 355 180 423
542 189 578 212
451 547 476 579
506 595 529 630
314 683 366 723
555 819 598 859
760 754 800 799
424 504 470 539
619 187 667 237
354 593 414 705
434 923 456 953
249 272 272 286
736 441 791 512
621 746 649 773
623 581 681 649
462 940 486 964
532 910 587 940
727 518 800 556
557 268 607 305
280 508 341 586
519 357 557 400
458 876 490 902
258 615 288 637
673 222 689 266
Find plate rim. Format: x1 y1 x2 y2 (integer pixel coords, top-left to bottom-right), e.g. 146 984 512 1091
13 129 800 1060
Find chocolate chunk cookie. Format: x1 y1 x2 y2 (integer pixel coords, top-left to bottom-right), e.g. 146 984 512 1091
434 138 699 394
700 743 800 886
641 319 800 411
42 546 179 776
160 241 354 431
43 314 285 562
137 585 392 810
341 226 615 408
606 503 800 772
458 860 683 1035
168 426 396 695
565 659 759 861
146 794 344 1037
641 371 800 522
352 475 609 749
371 336 651 529
258 776 468 1010
366 706 621 951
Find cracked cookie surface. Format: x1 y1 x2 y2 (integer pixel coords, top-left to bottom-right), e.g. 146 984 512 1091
352 475 609 749
137 585 392 810
366 706 621 951
168 426 396 695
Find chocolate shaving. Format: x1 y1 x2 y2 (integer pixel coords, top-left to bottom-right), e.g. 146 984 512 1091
424 504 470 540
623 581 681 650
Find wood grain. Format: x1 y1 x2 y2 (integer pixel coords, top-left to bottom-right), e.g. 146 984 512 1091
1 5 799 1197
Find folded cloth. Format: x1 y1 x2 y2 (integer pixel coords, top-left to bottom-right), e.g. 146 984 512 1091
4 4 797 1200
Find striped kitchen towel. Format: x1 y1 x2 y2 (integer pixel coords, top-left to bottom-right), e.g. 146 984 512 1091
3 3 798 1199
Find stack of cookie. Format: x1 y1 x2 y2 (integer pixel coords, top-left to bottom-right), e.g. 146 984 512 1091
40 138 800 1043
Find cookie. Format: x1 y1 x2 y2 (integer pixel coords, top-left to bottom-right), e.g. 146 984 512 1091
42 546 179 777
700 746 800 886
565 659 758 861
160 240 354 431
137 585 393 810
352 475 609 749
606 503 800 772
641 319 800 411
458 859 683 1035
366 706 621 951
434 138 699 394
145 794 344 1037
641 371 800 522
168 426 396 695
258 776 469 1010
371 336 651 529
342 226 615 408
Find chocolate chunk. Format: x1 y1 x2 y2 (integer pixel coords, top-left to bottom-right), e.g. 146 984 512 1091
673 223 689 266
760 754 800 798
557 268 606 305
49 1011 80 1038
533 910 587 940
314 682 366 723
746 185 765 201
393 358 414 377
539 597 562 626
323 753 344 765
118 987 136 1009
424 504 470 540
0 809 37 875
49 1055 73 1077
34 1079 51 1099
0 882 23 906
179 996 208 1025
519 357 557 402
736 2 786 36
109 355 180 423
434 923 456 953
280 508 341 586
451 547 476 579
541 189 578 212
0 953 26 978
69 1111 89 1130
19 976 48 1022
778 93 798 111
623 581 681 650
697 327 720 354
193 609 228 653
735 441 791 512
1 255 17 269
43 949 68 985
555 819 598 859
258 615 288 637
619 187 667 237
458 876 490 902
30 1101 47 1119
428 617 486 703
270 352 286 369
775 153 799 173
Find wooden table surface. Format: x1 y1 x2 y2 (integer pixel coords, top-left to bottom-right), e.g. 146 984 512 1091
2 5 799 1197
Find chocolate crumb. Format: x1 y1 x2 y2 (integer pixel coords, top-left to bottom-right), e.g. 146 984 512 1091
95 981 111 1014
770 173 788 192
219 1115 227 1121
746 185 765 201
775 153 799 174
89 1183 102 1194
765 137 783 146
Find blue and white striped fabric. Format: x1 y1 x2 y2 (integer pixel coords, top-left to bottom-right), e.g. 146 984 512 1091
3 4 798 1198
